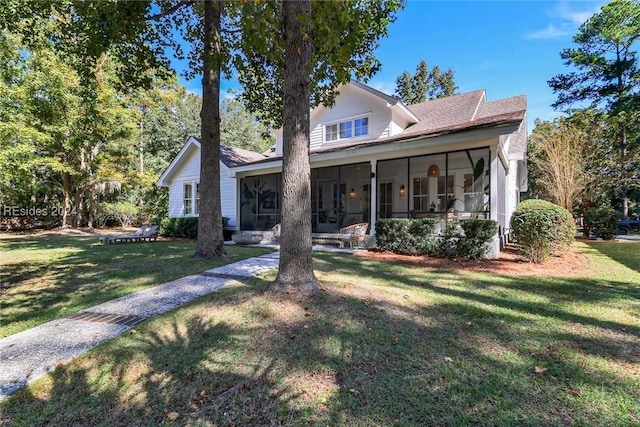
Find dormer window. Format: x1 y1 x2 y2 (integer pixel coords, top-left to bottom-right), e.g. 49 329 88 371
325 115 369 142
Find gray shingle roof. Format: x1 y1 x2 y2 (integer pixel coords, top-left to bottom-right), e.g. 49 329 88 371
219 87 527 167
191 137 269 167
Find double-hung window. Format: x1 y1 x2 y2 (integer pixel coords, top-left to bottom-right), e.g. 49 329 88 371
325 115 368 142
184 183 193 215
184 181 200 216
195 182 200 215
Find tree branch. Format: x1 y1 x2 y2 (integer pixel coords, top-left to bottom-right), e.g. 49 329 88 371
147 0 192 21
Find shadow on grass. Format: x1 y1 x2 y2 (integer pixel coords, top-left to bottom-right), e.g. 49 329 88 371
0 234 274 336
584 240 640 273
1 257 638 426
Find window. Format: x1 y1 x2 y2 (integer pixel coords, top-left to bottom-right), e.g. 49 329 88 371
184 183 193 215
379 182 393 218
195 182 200 215
325 124 338 141
413 177 430 211
437 175 454 212
464 173 485 212
354 117 368 136
339 121 352 139
325 115 369 142
183 182 200 216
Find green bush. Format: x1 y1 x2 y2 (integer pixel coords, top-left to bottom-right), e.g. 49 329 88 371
585 205 619 240
457 219 498 259
408 218 438 254
159 217 198 239
432 220 460 257
510 200 576 263
375 219 413 253
159 217 232 239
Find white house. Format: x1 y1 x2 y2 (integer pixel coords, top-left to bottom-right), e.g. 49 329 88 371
156 137 268 227
159 81 527 252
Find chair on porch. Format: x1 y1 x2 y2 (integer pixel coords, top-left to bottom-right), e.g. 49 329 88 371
271 223 281 242
339 222 369 248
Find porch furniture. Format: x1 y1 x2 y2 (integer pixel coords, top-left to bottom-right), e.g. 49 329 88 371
232 231 266 245
272 223 281 242
99 225 148 244
339 222 369 248
110 225 159 244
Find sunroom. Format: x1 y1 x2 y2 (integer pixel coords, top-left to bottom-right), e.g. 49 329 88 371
236 146 498 237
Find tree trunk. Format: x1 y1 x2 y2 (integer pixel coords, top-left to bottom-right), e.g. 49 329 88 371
620 124 628 220
271 0 320 291
194 0 227 259
62 172 72 228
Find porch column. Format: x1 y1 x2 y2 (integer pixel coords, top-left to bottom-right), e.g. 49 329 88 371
490 147 499 222
370 159 377 234
489 147 499 257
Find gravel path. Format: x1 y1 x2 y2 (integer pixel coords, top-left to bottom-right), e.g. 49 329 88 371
0 252 280 400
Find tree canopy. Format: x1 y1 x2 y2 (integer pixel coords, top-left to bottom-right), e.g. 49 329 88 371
548 0 640 219
394 59 457 105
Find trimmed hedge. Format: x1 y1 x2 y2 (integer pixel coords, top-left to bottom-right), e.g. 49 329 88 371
374 218 414 253
159 217 230 239
409 218 439 254
457 219 498 259
510 199 575 264
585 205 619 240
375 217 497 259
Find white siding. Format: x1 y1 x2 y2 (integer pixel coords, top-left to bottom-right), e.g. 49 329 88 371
167 180 184 218
165 147 237 227
389 110 412 136
220 166 237 227
167 149 199 218
273 84 404 155
309 85 392 151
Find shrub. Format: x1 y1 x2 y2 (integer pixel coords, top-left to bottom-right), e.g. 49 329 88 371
432 220 460 257
375 219 413 253
457 219 498 259
510 199 576 263
159 217 232 239
585 205 619 240
159 217 198 239
408 218 438 254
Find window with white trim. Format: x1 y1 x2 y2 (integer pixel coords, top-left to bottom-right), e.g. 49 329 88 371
183 181 200 216
325 116 369 142
195 182 200 215
184 183 193 215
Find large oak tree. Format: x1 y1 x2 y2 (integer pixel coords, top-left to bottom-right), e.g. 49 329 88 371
232 0 404 291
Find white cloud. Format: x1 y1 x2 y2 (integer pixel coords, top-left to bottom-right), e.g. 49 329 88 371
555 2 605 26
526 23 573 40
525 1 607 40
369 80 396 96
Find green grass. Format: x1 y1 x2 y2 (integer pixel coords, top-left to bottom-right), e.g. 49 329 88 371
1 239 639 426
0 233 274 337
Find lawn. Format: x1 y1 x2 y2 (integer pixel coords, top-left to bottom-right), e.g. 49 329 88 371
1 239 639 426
0 233 274 337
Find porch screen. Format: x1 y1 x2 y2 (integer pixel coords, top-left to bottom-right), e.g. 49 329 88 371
239 174 281 231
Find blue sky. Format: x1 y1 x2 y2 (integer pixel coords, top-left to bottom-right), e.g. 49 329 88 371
176 0 608 132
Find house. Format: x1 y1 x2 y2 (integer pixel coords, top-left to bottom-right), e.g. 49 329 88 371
156 137 268 227
158 81 527 254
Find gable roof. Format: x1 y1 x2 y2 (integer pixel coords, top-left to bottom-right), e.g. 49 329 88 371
231 86 527 169
406 90 486 133
156 137 269 186
309 80 420 126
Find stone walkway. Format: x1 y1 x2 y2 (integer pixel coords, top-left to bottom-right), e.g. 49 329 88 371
0 252 281 400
